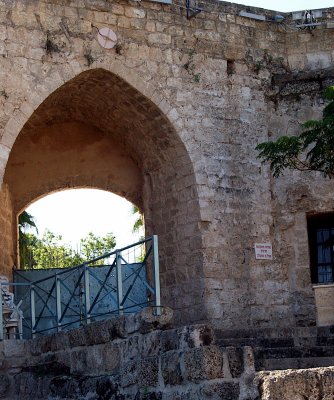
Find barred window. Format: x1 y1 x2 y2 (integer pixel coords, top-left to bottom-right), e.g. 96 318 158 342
308 213 334 284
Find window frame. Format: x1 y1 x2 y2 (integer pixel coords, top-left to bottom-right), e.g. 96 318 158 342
307 212 334 284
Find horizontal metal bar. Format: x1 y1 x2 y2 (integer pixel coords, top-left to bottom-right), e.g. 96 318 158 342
0 282 31 286
296 22 323 27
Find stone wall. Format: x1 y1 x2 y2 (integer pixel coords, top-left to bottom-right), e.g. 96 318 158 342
0 0 334 330
0 184 14 276
1 313 334 399
0 311 258 400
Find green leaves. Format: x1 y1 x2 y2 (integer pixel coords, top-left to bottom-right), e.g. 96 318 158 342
80 232 116 262
19 211 38 234
256 136 303 177
257 86 334 178
19 223 117 269
132 206 144 235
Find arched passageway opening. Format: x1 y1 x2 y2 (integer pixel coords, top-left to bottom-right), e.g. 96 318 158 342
2 69 204 324
18 188 144 269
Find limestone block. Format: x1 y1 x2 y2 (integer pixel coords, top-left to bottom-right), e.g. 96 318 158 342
102 342 121 373
0 374 9 398
179 325 214 350
125 7 145 19
124 313 141 334
84 345 106 374
95 376 122 400
160 329 180 352
183 345 224 382
138 306 173 333
83 320 113 345
48 375 79 399
3 339 26 358
119 334 140 361
54 350 70 368
111 4 124 15
257 367 334 400
138 331 162 357
52 331 70 352
106 317 128 340
227 346 244 378
0 144 10 177
29 335 52 356
306 52 332 70
148 33 171 45
146 21 155 32
137 357 159 388
200 381 240 400
120 359 139 387
67 326 88 348
314 284 334 327
70 348 87 375
161 350 183 386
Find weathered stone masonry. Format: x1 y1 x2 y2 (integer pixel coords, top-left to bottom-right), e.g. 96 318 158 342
0 311 260 400
0 312 333 399
0 0 334 332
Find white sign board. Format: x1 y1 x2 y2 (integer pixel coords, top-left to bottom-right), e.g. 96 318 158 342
255 243 273 260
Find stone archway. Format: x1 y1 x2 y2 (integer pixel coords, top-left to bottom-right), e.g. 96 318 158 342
1 68 205 325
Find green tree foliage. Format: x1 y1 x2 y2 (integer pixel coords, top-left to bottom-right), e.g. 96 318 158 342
19 227 116 270
19 211 38 233
79 232 116 261
31 230 84 269
132 206 144 235
132 206 145 262
18 211 38 269
256 86 334 178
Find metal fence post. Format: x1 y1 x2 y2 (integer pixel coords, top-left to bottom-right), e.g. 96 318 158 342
0 285 3 341
30 285 36 338
152 235 161 316
55 275 62 332
116 251 123 315
84 265 91 324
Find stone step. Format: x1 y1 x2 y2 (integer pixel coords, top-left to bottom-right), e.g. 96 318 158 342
215 326 334 348
215 326 334 339
259 356 334 371
255 345 334 359
254 346 334 371
216 337 294 348
217 336 334 349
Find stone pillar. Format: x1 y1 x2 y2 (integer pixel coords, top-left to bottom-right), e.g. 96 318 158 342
0 184 15 278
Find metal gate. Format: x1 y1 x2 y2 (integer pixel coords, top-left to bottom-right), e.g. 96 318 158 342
0 236 160 339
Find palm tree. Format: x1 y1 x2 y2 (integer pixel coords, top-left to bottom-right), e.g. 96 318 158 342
132 206 144 234
132 206 145 262
18 211 38 269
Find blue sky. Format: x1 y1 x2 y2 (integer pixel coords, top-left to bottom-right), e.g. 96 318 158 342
232 0 333 11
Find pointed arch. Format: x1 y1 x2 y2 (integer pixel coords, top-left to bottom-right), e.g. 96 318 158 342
1 66 205 325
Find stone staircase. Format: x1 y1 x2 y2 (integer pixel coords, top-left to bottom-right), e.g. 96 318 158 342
215 326 334 371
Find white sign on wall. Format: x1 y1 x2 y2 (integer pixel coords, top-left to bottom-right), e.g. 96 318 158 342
255 243 273 260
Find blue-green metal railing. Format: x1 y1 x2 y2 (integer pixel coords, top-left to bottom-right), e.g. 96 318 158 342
0 236 160 340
